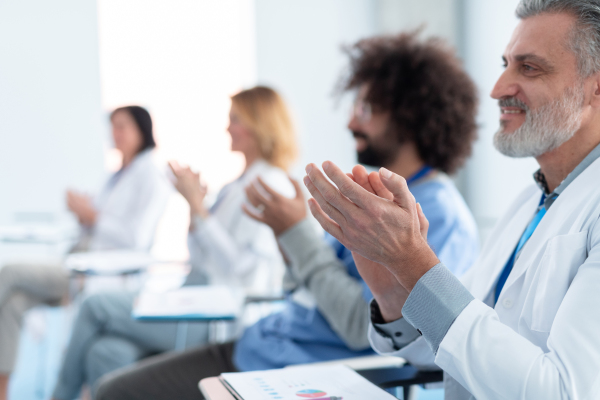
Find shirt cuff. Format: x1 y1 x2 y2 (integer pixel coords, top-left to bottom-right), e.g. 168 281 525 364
369 299 421 350
402 263 474 354
190 213 207 233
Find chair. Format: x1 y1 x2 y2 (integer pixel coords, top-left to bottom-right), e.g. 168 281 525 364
358 364 443 399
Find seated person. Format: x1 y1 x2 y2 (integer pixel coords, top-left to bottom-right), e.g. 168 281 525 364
306 3 600 399
91 32 480 400
0 105 171 400
50 86 298 400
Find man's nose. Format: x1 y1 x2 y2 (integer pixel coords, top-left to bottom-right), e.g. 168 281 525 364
491 69 519 100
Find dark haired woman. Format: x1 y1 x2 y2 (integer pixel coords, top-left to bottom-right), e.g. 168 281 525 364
0 106 171 400
67 106 171 251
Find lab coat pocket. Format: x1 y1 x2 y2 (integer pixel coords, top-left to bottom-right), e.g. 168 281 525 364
530 231 588 332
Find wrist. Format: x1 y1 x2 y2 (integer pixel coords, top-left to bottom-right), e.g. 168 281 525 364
273 217 303 237
372 286 408 323
189 200 208 218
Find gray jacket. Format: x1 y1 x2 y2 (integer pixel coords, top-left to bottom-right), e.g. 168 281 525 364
277 218 371 350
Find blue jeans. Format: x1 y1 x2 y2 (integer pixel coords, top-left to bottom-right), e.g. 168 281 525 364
52 291 208 400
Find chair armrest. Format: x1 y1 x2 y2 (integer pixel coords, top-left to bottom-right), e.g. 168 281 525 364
357 364 443 389
244 294 285 303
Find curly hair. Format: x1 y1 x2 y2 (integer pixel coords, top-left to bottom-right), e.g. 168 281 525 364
342 31 478 174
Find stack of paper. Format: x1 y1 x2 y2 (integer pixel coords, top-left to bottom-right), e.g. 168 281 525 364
0 223 77 243
65 250 157 275
218 365 396 400
132 285 242 321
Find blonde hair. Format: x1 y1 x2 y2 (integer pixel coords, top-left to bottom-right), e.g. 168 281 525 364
231 86 298 171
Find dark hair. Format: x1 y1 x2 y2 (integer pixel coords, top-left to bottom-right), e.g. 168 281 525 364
341 32 478 174
110 105 156 153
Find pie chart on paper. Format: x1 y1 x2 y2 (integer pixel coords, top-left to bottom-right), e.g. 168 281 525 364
296 389 327 398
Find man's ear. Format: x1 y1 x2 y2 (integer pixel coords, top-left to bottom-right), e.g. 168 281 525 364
589 73 600 109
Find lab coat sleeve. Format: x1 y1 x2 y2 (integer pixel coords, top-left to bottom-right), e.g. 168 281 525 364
93 171 171 250
405 220 600 400
187 170 292 284
187 213 270 282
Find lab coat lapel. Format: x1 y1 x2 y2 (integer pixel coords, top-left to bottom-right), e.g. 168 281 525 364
501 157 600 294
211 160 269 228
467 186 540 301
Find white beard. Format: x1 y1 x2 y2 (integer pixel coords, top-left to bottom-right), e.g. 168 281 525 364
493 85 584 158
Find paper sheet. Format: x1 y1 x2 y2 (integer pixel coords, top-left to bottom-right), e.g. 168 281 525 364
65 250 157 274
221 365 396 400
132 285 242 320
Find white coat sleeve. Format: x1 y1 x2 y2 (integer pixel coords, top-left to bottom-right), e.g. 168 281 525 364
188 212 274 281
413 219 600 400
93 171 171 250
187 171 293 284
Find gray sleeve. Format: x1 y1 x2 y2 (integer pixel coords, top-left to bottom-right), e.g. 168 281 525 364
278 219 371 350
402 263 474 354
369 299 422 350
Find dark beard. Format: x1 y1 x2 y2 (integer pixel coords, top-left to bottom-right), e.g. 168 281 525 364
353 130 399 168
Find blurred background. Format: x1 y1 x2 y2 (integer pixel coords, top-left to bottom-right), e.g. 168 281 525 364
0 0 539 263
0 1 541 399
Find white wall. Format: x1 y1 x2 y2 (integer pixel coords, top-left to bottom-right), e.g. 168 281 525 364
0 0 105 224
97 0 257 260
255 0 377 177
376 0 460 46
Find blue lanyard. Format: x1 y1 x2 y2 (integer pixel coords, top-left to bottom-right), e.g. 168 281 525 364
406 165 433 186
494 194 547 303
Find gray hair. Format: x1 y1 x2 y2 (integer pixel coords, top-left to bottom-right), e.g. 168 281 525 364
516 0 600 77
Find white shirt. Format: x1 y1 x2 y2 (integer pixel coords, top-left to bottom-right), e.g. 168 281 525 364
187 159 295 294
369 154 600 399
86 150 172 251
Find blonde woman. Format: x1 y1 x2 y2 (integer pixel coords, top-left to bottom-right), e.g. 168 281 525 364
51 86 298 400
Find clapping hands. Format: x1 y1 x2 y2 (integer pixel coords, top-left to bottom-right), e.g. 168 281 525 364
66 191 97 226
169 161 208 218
303 161 439 293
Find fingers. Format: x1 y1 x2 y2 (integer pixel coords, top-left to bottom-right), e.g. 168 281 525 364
241 203 266 224
289 177 305 200
416 203 429 240
256 177 280 200
168 161 181 176
245 183 271 208
322 161 370 208
303 175 347 225
304 163 354 216
351 165 376 194
379 168 415 210
368 172 394 201
307 198 345 241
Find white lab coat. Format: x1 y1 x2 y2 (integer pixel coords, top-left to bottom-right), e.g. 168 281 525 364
187 159 295 294
85 150 172 251
371 157 600 399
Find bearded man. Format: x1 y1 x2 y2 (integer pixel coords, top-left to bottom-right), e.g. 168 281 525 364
305 0 600 399
90 32 480 400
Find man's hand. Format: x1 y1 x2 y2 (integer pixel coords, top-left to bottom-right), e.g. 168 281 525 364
169 161 208 218
303 161 438 291
353 252 409 322
347 165 413 321
242 177 307 236
66 191 97 226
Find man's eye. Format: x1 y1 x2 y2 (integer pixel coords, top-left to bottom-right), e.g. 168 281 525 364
523 64 536 72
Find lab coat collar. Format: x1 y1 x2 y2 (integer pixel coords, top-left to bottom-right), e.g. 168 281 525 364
239 159 272 183
533 141 600 209
501 155 600 296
